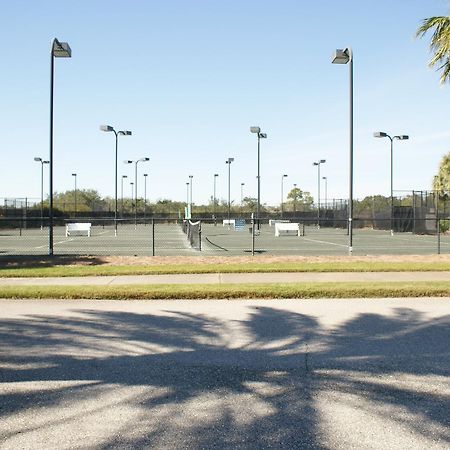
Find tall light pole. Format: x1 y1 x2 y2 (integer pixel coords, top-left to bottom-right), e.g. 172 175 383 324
250 126 267 229
241 182 245 206
373 131 409 236
121 175 127 216
49 38 71 256
332 47 353 255
71 173 77 215
125 157 149 228
213 173 219 219
143 173 148 221
313 159 326 228
130 182 134 202
281 174 288 218
226 158 234 221
100 125 132 236
34 157 49 230
322 176 328 213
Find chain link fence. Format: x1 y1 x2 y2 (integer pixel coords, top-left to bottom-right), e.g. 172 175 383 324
0 214 449 256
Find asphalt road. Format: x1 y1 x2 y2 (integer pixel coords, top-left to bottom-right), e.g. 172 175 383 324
1 298 449 449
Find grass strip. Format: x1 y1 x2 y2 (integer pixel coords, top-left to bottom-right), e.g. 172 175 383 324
0 282 450 299
2 261 450 278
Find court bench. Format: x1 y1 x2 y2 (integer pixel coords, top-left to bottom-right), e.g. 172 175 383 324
65 222 92 237
274 222 303 237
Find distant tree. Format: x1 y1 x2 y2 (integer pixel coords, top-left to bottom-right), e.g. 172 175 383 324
287 188 314 211
242 197 258 211
416 14 450 84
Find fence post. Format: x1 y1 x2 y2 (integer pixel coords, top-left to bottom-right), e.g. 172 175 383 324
199 220 202 251
437 218 441 255
152 218 155 256
251 213 255 256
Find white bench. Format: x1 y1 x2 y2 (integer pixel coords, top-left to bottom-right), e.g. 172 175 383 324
269 219 290 227
66 222 91 237
275 222 301 237
223 219 235 227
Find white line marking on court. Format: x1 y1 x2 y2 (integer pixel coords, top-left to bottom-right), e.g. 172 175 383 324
34 238 75 249
303 237 348 248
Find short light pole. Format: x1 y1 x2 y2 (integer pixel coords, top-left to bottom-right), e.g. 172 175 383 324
100 125 132 236
189 175 193 216
121 175 127 216
281 174 288 218
130 182 134 202
213 173 219 219
373 131 409 236
332 46 353 255
125 157 149 228
322 176 328 213
313 159 326 228
226 158 234 221
71 173 77 215
49 38 71 256
34 157 49 230
240 182 245 206
186 182 190 210
293 183 297 216
143 173 148 221
250 126 267 230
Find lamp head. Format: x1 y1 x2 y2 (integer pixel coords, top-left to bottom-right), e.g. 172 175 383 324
52 39 71 58
320 159 326 163
313 162 319 166
43 160 49 164
331 48 350 64
124 160 132 164
100 125 114 132
259 132 267 139
214 173 219 177
373 131 388 138
122 175 127 178
396 135 409 140
34 157 42 162
118 130 132 136
144 173 148 177
250 126 261 134
283 174 288 177
72 173 76 177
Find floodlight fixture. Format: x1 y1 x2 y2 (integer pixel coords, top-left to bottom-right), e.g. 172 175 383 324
373 131 388 138
52 39 71 58
100 125 114 132
397 135 409 140
124 160 133 164
34 157 42 162
250 126 261 134
331 48 351 64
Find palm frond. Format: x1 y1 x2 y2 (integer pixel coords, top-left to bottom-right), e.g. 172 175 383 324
416 16 450 84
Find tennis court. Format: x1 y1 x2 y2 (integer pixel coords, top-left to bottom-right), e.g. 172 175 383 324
0 219 448 256
201 222 447 256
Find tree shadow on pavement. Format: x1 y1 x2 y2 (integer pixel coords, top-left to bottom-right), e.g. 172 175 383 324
0 305 449 449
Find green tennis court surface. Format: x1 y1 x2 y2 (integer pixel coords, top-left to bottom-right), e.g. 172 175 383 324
0 222 447 256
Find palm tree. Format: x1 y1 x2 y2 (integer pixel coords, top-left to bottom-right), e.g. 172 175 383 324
433 151 450 199
416 15 450 84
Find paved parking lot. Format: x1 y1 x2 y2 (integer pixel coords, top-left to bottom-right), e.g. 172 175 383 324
1 298 449 449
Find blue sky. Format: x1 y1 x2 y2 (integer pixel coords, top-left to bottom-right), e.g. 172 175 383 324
1 0 450 206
